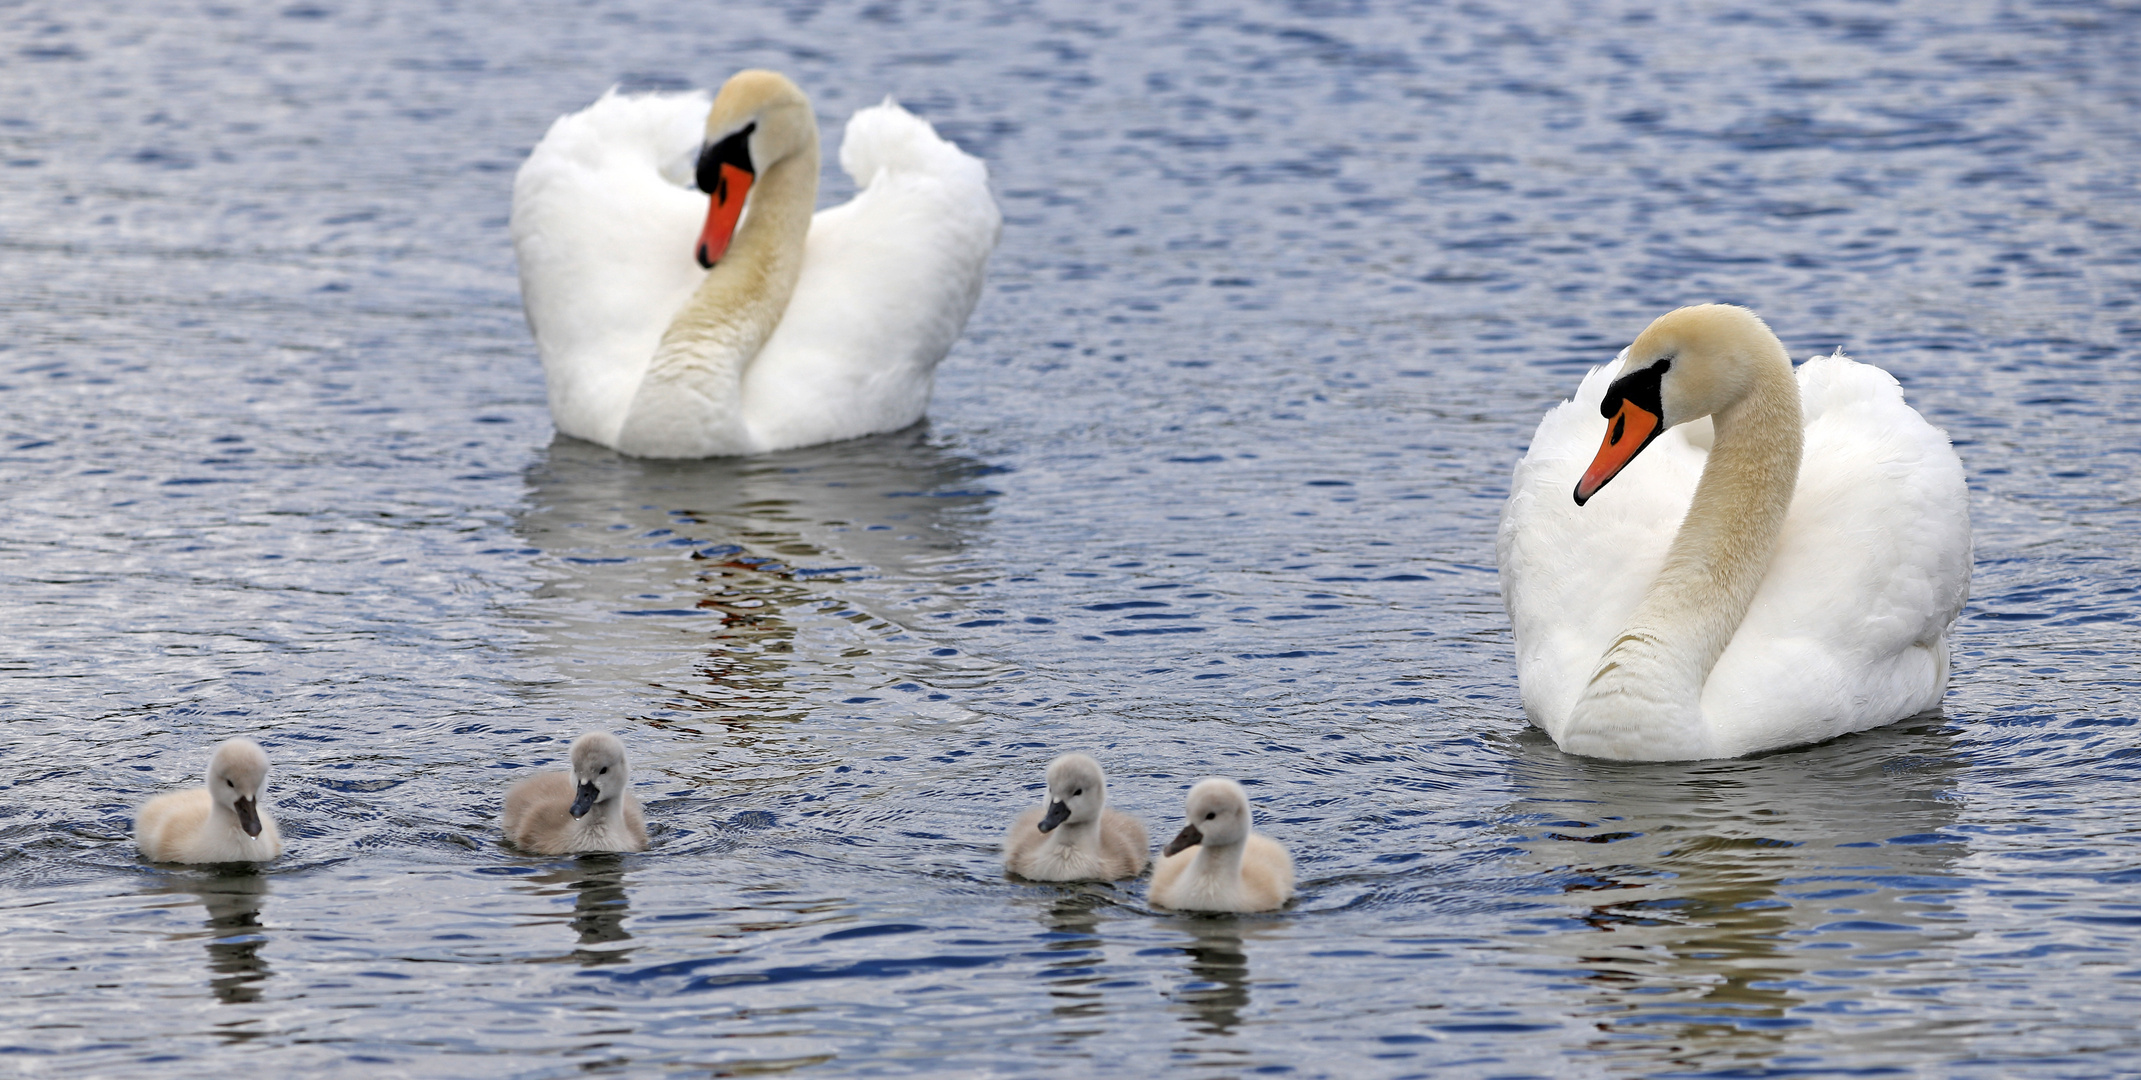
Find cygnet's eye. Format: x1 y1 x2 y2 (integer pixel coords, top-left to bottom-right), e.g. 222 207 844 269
226 779 235 787
598 766 609 775
1204 812 1215 820
1072 788 1083 797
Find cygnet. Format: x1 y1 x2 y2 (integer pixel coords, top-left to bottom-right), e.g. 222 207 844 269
135 738 285 864
1003 752 1149 881
502 731 648 854
1148 777 1293 913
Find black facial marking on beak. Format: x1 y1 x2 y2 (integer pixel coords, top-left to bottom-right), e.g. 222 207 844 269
696 121 757 199
1599 356 1671 422
1038 800 1072 833
694 122 759 268
1575 355 1674 506
234 796 262 838
570 781 600 819
1162 822 1205 857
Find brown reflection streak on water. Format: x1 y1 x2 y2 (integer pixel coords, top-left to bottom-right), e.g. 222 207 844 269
1501 721 1970 1072
512 427 1006 774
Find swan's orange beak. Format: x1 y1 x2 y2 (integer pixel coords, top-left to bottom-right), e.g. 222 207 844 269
1574 399 1661 505
696 163 753 269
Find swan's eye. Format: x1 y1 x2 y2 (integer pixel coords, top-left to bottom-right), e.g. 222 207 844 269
598 767 609 775
1072 788 1083 797
1204 812 1215 820
226 779 234 787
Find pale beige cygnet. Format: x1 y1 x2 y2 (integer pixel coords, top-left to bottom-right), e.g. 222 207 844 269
1148 777 1293 913
502 732 649 855
1003 753 1149 882
135 738 284 864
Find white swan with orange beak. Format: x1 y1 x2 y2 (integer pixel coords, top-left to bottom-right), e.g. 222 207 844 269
1498 305 1972 761
511 70 1001 458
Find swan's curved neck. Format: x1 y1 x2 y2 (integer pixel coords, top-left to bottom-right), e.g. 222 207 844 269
616 136 819 457
1566 356 1803 758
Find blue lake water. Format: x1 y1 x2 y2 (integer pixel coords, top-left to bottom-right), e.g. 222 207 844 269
3 0 2139 1075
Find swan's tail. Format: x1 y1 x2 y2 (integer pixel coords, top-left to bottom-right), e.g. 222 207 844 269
838 98 989 189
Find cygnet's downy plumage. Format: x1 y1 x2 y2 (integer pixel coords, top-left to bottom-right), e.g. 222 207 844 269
1003 753 1149 882
502 732 649 855
135 738 285 864
1148 777 1294 913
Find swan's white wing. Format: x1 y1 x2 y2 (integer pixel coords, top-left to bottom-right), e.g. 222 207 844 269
1497 355 1711 738
1703 353 1971 755
742 100 1002 451
511 90 711 446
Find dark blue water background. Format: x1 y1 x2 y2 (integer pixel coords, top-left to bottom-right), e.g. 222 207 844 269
3 0 2139 1075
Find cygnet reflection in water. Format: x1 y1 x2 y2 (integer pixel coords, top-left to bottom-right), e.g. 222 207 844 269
147 872 273 1008
1493 720 1968 1067
1165 917 1280 1038
1030 892 1111 1032
511 427 1001 727
515 859 636 965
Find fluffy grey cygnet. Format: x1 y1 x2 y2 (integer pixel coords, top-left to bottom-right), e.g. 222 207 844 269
1148 777 1293 913
1003 753 1149 882
135 738 284 864
502 732 649 854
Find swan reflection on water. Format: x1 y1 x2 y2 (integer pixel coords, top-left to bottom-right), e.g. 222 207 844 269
149 871 272 1007
516 858 636 966
512 427 1002 729
1498 719 1968 1066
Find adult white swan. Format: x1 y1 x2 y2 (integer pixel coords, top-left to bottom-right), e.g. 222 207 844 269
511 70 1001 457
1497 305 1971 761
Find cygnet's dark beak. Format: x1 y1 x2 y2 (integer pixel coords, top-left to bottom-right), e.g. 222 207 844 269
1163 822 1204 857
233 796 262 838
569 781 600 819
1037 800 1072 833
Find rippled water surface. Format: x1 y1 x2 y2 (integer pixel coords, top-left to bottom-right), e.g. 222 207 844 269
4 0 2140 1076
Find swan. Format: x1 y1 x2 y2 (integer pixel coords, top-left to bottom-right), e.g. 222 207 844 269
1148 778 1294 913
135 738 284 864
501 732 649 854
1498 304 1971 761
1003 753 1150 882
510 69 1002 458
